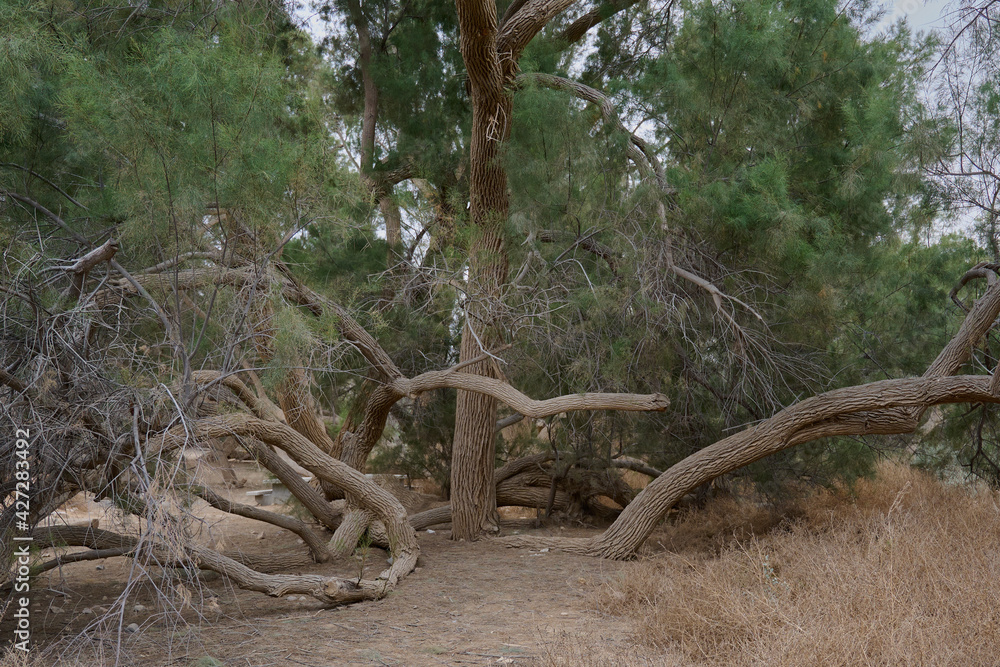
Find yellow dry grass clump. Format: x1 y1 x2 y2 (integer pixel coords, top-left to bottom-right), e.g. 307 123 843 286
602 462 1000 666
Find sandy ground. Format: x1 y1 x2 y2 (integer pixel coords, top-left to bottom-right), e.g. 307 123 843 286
2 459 670 666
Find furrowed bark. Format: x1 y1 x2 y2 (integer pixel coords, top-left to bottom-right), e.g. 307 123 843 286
500 376 1000 557
106 249 667 549
241 438 343 531
452 0 515 541
497 0 576 61
329 508 376 557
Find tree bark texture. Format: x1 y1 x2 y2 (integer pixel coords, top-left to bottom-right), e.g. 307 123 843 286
451 0 515 541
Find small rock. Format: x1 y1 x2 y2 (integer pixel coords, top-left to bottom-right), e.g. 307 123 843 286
426 529 435 534
101 596 108 601
96 564 105 570
132 604 146 613
125 623 140 633
50 606 63 614
386 556 394 565
257 532 265 540
539 548 550 553
82 608 94 615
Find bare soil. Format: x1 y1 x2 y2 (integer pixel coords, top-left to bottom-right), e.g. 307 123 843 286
3 460 668 666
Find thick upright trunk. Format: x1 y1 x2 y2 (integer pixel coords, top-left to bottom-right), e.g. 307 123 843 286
450 318 503 538
451 0 513 541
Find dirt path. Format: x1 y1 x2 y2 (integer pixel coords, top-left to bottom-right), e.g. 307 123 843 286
191 530 656 666
5 480 668 666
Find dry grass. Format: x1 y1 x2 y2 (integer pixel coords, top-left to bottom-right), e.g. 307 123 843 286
0 648 39 667
602 462 1000 666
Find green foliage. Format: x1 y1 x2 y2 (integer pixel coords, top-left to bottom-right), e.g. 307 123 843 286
2 0 989 509
0 0 62 144
486 0 973 492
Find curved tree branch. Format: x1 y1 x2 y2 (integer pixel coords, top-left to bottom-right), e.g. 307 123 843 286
519 72 667 189
559 0 645 44
498 276 1000 558
396 369 669 418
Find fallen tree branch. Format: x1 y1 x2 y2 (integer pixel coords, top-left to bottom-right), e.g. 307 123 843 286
147 415 418 600
190 370 285 424
192 485 332 563
495 413 526 432
239 438 343 531
65 238 118 299
28 525 378 604
23 547 132 581
500 375 1000 558
611 456 663 479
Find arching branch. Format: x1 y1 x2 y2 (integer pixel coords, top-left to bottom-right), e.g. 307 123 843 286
559 0 645 44
519 72 666 188
499 276 1000 558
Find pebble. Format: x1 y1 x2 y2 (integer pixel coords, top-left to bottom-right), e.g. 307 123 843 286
126 623 140 633
82 608 94 615
132 604 146 613
426 529 435 534
50 606 63 614
95 565 105 570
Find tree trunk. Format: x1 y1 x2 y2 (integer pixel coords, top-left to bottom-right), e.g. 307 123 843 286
450 0 514 542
